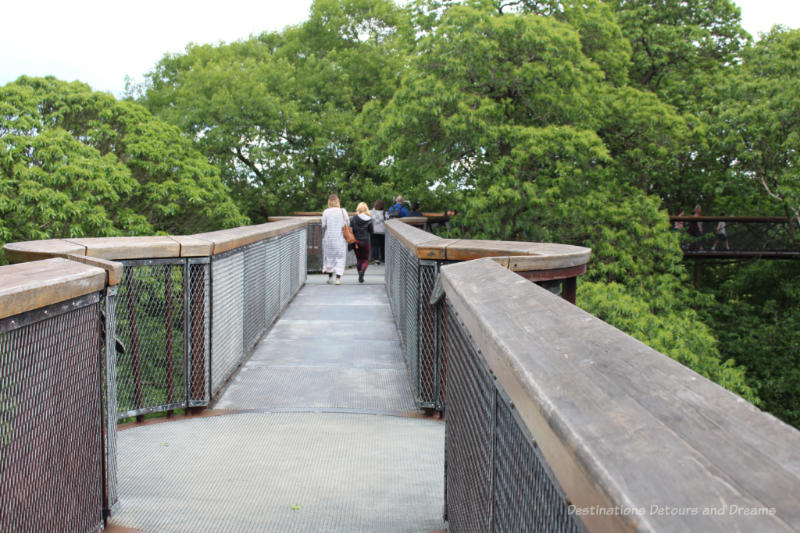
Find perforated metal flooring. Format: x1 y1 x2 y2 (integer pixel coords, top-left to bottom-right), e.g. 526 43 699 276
111 266 446 532
112 413 444 533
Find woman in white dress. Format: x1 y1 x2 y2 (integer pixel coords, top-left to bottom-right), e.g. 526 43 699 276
321 194 349 285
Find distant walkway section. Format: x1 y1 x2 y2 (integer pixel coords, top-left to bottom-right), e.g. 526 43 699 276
109 266 446 533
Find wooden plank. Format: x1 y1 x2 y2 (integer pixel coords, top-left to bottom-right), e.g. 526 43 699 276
385 219 441 254
3 239 86 263
514 263 587 282
441 258 800 533
192 219 309 255
66 237 180 260
441 240 591 270
65 254 124 286
169 236 214 257
269 216 322 223
416 239 460 260
0 258 106 319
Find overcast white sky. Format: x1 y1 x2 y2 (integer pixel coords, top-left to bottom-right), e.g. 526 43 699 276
0 0 797 97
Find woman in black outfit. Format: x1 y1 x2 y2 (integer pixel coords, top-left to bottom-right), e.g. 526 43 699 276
351 202 374 283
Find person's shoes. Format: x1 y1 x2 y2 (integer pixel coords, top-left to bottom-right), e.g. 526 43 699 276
335 277 341 285
358 271 365 283
327 275 334 284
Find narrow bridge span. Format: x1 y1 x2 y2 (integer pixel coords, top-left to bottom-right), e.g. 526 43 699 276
2 219 799 533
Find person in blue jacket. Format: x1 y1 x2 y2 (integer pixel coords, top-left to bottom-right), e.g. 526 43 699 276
387 195 409 218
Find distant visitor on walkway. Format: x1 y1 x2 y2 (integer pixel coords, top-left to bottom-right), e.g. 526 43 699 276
321 194 348 285
371 199 387 264
388 195 409 218
351 202 374 283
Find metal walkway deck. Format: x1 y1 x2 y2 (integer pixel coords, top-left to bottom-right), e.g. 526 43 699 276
108 265 446 533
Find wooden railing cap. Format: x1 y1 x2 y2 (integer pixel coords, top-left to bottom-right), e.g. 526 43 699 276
192 219 309 255
3 239 87 263
386 219 591 270
64 236 180 260
0 258 107 319
440 258 800 533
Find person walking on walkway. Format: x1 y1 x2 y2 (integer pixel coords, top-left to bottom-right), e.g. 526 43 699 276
371 199 387 264
712 220 730 251
351 202 374 283
387 195 409 218
687 204 704 250
321 194 349 285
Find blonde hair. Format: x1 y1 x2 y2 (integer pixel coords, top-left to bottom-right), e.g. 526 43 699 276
356 202 371 216
328 194 340 208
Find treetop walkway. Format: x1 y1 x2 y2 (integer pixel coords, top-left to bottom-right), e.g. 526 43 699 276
669 215 799 259
2 218 799 532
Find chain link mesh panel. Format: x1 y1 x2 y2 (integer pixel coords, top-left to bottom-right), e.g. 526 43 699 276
307 222 323 272
444 301 494 532
280 236 292 310
297 228 308 290
293 230 301 293
403 245 420 403
385 231 434 407
103 288 119 513
244 240 268 353
419 261 439 408
444 302 585 533
210 251 245 396
265 237 282 328
188 261 210 406
115 261 187 418
493 391 584 533
0 296 104 533
210 232 306 399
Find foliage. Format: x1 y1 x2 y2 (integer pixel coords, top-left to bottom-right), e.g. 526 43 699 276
710 28 800 225
609 0 749 112
0 76 246 262
372 2 754 398
7 0 799 422
137 0 408 220
698 261 800 426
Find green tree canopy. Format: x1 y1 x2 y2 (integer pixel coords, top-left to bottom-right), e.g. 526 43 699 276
138 0 408 219
610 0 749 112
710 28 800 224
0 76 246 261
371 2 755 400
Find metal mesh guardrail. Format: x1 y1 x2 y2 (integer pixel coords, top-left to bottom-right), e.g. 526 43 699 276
385 232 446 409
386 228 587 411
386 232 420 403
0 223 307 529
265 237 282 330
103 287 120 514
210 228 307 398
0 294 105 533
670 216 800 257
307 222 323 271
443 301 585 533
112 228 307 412
244 240 268 354
419 260 445 409
188 259 210 408
115 260 188 419
211 249 245 396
